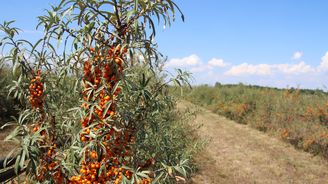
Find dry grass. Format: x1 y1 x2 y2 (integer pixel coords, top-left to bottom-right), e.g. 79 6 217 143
180 85 328 159
179 101 328 184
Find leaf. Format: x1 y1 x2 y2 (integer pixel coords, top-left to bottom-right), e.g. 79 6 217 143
12 60 20 76
126 9 136 21
19 149 26 170
134 0 139 12
174 166 186 177
136 171 149 178
4 149 16 168
14 155 21 174
152 172 164 183
103 100 113 119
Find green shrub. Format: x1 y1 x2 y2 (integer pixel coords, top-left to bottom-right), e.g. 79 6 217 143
0 0 200 183
0 66 21 125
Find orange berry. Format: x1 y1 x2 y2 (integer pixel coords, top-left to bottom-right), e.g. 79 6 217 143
33 127 39 132
80 168 85 174
81 136 87 142
91 151 97 159
114 58 122 65
91 174 96 181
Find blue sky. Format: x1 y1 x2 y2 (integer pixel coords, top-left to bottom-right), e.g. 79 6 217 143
1 0 328 89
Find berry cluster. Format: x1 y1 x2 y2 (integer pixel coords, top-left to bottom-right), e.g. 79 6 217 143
36 144 64 183
70 154 134 184
29 71 46 137
70 45 152 184
28 70 65 183
28 71 44 109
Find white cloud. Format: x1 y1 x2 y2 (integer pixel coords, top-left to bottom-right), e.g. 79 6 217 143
318 52 328 71
208 58 229 67
292 51 303 60
224 63 273 76
165 54 201 68
225 62 315 76
276 61 314 74
165 52 326 89
165 55 229 73
174 52 328 89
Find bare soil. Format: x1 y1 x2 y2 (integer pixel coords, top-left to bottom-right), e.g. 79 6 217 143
178 101 328 184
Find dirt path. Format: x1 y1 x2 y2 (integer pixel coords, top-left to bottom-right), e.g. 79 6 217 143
178 101 328 184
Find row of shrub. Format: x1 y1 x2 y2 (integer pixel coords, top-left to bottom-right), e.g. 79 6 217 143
176 83 328 159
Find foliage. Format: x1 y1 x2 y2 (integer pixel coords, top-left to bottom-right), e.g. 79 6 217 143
0 65 22 125
0 0 199 183
179 84 328 159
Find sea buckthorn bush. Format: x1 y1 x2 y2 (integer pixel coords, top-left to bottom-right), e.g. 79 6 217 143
0 0 199 183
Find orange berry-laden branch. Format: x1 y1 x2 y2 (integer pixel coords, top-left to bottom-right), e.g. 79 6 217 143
70 42 152 184
28 70 65 183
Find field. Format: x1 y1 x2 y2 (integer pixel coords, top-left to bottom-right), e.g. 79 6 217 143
179 101 328 183
176 84 328 160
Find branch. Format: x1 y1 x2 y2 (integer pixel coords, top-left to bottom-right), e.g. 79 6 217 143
8 37 34 75
113 0 122 28
85 3 118 30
